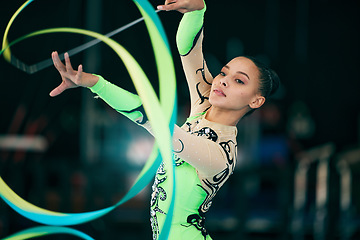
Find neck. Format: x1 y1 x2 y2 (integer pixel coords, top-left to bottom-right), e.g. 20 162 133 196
205 106 248 126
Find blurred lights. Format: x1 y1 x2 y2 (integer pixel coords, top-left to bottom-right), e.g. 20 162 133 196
126 137 154 166
0 134 48 152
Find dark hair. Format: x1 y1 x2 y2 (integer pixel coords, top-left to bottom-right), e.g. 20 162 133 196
245 56 280 98
243 56 280 117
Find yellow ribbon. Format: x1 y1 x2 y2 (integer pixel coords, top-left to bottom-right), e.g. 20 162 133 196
1 1 176 239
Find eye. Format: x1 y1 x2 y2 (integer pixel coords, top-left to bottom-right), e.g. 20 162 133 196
219 72 226 76
236 79 244 84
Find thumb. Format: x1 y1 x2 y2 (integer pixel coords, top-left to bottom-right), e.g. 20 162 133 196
157 2 179 11
49 82 68 97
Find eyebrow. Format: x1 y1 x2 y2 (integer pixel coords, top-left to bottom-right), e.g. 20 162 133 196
224 65 250 81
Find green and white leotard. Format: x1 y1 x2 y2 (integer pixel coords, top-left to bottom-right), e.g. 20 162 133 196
89 3 238 239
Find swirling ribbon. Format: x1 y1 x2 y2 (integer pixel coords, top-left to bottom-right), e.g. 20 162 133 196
0 0 176 239
2 226 94 240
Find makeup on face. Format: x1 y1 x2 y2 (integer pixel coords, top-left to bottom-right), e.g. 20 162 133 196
221 65 250 85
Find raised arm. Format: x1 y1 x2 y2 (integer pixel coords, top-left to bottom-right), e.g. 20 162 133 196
158 0 214 117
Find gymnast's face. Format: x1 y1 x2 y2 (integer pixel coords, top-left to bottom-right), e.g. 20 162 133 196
209 57 265 112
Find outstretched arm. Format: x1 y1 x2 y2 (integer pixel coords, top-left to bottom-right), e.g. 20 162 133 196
50 51 146 123
50 52 229 176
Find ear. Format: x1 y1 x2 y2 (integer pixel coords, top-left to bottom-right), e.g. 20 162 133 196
249 95 266 109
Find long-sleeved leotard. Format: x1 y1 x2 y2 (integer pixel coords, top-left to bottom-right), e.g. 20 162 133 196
89 4 238 240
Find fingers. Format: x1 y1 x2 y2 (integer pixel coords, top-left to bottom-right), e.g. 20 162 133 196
165 0 176 4
50 51 77 97
157 1 180 11
157 0 203 13
52 51 75 73
77 64 83 74
52 51 65 72
64 52 75 73
76 64 83 83
49 82 67 97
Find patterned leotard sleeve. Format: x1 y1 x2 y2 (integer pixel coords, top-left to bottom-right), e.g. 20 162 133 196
176 3 214 118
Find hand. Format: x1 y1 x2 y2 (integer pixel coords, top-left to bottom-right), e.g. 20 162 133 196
157 0 205 13
50 51 98 97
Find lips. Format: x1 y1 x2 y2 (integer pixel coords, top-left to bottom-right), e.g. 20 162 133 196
213 88 226 97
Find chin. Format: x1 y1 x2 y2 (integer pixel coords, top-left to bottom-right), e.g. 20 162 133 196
209 95 226 106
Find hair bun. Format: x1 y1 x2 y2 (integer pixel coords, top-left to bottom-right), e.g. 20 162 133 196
268 68 280 97
244 56 280 98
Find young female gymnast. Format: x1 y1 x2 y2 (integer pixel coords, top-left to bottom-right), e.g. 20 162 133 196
49 0 280 239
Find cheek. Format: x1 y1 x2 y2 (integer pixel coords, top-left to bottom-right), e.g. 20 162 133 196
212 76 220 85
230 88 256 104
233 89 250 99
237 85 258 98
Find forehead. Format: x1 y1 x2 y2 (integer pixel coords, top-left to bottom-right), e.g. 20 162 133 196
225 57 260 80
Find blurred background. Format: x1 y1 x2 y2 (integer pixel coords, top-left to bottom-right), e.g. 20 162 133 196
0 0 359 239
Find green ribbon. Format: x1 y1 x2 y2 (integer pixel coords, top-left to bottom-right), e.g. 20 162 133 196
2 226 94 240
1 1 176 239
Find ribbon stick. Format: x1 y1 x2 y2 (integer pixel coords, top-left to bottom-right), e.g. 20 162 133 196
1 0 176 239
5 7 161 74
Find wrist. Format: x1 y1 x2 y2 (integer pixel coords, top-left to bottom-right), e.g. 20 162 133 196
88 74 105 92
87 74 99 88
183 1 206 15
191 0 206 13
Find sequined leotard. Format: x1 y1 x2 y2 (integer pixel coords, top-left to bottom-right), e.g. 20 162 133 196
89 3 238 239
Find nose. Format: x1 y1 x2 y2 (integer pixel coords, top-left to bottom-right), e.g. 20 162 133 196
220 77 228 87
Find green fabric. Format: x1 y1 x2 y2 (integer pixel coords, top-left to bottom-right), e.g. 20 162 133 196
176 2 206 56
89 77 213 239
155 162 213 240
89 75 144 122
186 111 206 122
89 77 214 239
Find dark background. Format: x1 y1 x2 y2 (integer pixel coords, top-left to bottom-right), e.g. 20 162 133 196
0 0 359 239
